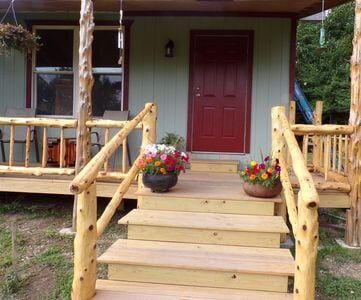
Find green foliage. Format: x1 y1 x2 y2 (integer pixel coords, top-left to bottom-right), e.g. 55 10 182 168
1 272 24 295
297 2 354 123
159 133 186 151
0 24 40 55
317 272 361 299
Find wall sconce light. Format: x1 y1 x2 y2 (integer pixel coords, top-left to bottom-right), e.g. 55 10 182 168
165 39 174 58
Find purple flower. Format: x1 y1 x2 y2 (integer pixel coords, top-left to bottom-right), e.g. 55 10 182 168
264 156 270 162
259 163 266 169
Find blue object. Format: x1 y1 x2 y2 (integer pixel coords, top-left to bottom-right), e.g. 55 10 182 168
294 81 314 124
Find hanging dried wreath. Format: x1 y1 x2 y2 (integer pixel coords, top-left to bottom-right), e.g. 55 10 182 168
0 23 40 55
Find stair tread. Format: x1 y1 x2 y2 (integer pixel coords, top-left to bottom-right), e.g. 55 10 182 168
137 179 282 203
191 159 239 165
94 280 293 300
98 239 294 276
119 209 289 233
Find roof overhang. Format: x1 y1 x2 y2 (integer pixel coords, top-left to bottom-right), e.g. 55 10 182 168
0 0 351 18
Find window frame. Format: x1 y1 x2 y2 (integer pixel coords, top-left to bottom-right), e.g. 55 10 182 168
32 25 78 118
28 22 130 118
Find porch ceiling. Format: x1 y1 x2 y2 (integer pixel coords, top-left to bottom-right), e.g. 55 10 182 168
0 0 350 18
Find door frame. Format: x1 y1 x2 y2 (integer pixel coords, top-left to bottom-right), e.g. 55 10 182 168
186 30 254 153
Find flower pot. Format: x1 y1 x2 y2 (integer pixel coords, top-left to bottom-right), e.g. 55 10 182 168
142 173 178 193
242 181 282 198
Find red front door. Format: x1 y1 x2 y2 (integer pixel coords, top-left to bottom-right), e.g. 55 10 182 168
188 31 253 153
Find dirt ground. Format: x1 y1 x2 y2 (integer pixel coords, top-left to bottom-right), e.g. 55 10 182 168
0 194 360 300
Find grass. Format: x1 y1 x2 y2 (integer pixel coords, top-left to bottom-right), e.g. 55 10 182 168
0 194 126 299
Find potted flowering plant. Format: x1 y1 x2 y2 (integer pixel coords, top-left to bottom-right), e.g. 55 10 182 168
137 144 189 192
0 24 40 56
239 156 282 198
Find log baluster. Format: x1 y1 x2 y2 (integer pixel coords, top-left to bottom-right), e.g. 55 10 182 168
60 127 65 168
42 128 48 168
338 135 343 173
104 128 110 172
25 126 31 167
332 134 337 171
122 137 127 173
324 135 331 180
9 125 15 167
302 134 309 165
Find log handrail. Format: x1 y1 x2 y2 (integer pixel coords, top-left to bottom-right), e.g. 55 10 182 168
291 124 354 135
70 103 154 194
71 102 157 299
86 119 143 129
0 117 78 128
272 106 319 300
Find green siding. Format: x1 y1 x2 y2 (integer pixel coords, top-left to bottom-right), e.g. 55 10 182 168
128 17 291 159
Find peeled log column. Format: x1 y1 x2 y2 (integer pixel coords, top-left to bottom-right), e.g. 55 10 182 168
72 0 96 299
72 0 95 232
346 0 361 247
72 182 97 300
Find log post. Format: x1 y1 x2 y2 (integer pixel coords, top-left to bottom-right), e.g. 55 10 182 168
346 0 361 247
139 103 158 190
72 0 96 299
294 190 319 300
313 101 323 171
72 0 95 232
72 182 97 300
272 106 287 240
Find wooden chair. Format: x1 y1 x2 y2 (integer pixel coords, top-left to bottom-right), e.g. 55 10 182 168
0 108 40 163
92 110 132 168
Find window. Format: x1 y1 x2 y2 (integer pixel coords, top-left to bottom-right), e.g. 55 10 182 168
32 26 124 117
92 30 123 117
34 29 74 116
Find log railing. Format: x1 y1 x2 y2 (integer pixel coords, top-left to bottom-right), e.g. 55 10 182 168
291 124 353 183
0 117 78 176
86 119 142 174
272 106 319 300
70 103 157 300
0 117 143 180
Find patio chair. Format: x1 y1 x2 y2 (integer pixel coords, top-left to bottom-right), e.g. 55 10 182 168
0 108 40 163
92 110 132 167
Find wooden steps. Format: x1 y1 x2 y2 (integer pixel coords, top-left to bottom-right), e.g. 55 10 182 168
137 178 282 216
94 280 293 300
119 209 288 248
97 239 294 293
190 159 239 173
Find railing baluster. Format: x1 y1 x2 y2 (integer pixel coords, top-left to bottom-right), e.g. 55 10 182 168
42 128 48 168
345 135 349 172
338 135 343 173
104 128 110 172
332 134 337 171
122 137 127 173
319 135 324 169
324 135 331 180
25 126 31 167
60 127 65 168
302 134 309 165
9 125 15 166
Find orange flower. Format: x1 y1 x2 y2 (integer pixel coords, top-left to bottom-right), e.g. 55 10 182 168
249 174 256 181
160 168 166 174
267 167 274 174
261 173 269 180
146 157 153 163
155 161 161 167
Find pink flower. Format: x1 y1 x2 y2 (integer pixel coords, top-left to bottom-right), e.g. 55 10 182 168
160 153 168 161
146 154 152 160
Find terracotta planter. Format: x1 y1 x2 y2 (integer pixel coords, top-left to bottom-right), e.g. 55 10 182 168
142 173 178 193
243 181 282 198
